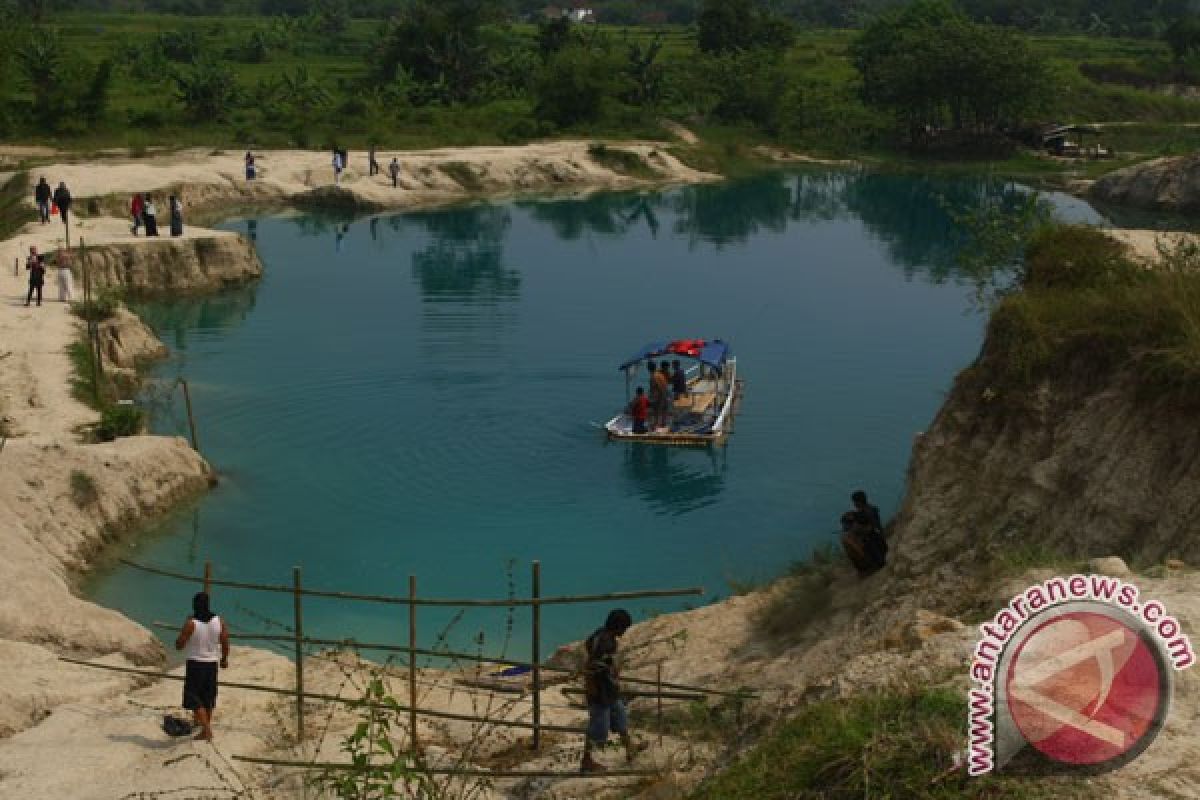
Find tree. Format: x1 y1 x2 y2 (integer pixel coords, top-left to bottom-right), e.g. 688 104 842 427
696 0 794 54
852 0 1048 145
1165 15 1200 62
173 58 238 120
372 0 504 103
534 44 629 127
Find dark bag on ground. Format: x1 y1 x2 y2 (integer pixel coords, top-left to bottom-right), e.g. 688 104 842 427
162 714 194 737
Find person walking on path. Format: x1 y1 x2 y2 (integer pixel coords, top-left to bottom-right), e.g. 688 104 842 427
143 195 159 236
244 151 257 181
388 157 401 188
52 181 72 240
34 177 52 224
368 146 380 176
169 195 184 237
24 246 45 307
55 247 74 303
332 148 344 185
580 609 643 773
130 193 145 235
175 592 229 741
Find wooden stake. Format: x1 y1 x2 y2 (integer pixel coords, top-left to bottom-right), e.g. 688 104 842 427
203 561 212 595
408 574 418 754
293 566 305 741
180 379 200 455
531 560 542 751
656 662 663 746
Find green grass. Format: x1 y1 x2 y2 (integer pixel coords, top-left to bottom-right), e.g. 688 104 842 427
69 469 99 507
690 689 1092 800
585 142 659 178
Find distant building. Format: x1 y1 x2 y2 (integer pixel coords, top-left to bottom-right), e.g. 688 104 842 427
566 7 594 23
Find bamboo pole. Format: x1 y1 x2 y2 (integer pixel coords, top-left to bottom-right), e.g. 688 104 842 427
203 561 212 595
293 566 306 741
180 379 200 455
232 754 662 778
408 574 418 755
530 560 541 751
57 656 585 733
656 663 663 746
118 557 703 607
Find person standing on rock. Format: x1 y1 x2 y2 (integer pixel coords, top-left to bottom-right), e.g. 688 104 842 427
580 609 643 773
368 145 380 176
175 591 229 742
34 176 52 224
25 246 44 307
388 157 401 188
52 181 72 240
169 195 184 237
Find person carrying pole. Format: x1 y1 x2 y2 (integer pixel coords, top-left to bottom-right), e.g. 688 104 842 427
175 591 230 741
580 609 644 772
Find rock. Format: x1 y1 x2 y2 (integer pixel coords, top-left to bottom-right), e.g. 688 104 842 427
1166 558 1187 570
1089 153 1200 212
1089 556 1133 578
97 308 168 369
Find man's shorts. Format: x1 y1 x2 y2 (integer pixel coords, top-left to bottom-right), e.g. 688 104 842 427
183 660 219 711
586 699 628 745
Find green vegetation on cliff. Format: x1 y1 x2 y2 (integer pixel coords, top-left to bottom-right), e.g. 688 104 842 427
973 225 1200 395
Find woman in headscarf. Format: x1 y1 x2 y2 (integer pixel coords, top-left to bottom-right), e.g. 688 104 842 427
55 247 74 303
169 195 184 237
142 194 159 237
175 592 230 741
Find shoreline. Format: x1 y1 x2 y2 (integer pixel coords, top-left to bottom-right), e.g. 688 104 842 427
0 139 729 793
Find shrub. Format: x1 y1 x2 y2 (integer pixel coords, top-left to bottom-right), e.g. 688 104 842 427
70 288 122 322
1021 225 1140 290
69 469 99 507
94 404 144 441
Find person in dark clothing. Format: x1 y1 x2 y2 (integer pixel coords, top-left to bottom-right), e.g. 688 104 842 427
244 151 257 181
368 146 380 176
627 386 649 434
52 182 72 232
25 247 44 306
131 193 145 235
34 177 52 224
388 157 401 188
142 194 159 236
840 490 887 576
581 609 642 773
169 195 184 237
671 359 688 399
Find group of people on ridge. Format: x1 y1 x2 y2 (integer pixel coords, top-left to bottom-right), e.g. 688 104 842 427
332 146 404 188
23 244 73 306
626 359 689 434
130 193 184 237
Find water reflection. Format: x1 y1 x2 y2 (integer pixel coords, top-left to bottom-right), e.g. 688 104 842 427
407 205 519 303
672 175 793 249
621 444 727 516
519 192 663 240
130 283 259 351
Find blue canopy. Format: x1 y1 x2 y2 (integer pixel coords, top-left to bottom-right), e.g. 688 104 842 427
618 339 732 375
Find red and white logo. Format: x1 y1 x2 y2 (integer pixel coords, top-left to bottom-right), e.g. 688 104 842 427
1004 608 1170 769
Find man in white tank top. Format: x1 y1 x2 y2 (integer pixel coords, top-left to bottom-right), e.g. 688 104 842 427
175 592 230 741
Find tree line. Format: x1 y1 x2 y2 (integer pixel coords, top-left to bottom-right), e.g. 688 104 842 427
0 0 1182 154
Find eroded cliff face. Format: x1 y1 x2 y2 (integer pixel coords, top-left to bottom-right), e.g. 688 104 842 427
1089 152 1200 212
888 342 1200 576
82 233 262 293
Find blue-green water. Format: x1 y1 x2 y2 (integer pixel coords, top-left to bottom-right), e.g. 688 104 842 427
86 171 1104 656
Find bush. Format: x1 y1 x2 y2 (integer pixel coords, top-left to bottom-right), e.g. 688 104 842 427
69 469 99 507
70 288 122 322
534 45 629 128
1022 225 1140 290
94 404 145 441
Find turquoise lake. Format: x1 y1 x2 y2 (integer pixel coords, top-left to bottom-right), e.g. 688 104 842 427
85 170 1105 659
